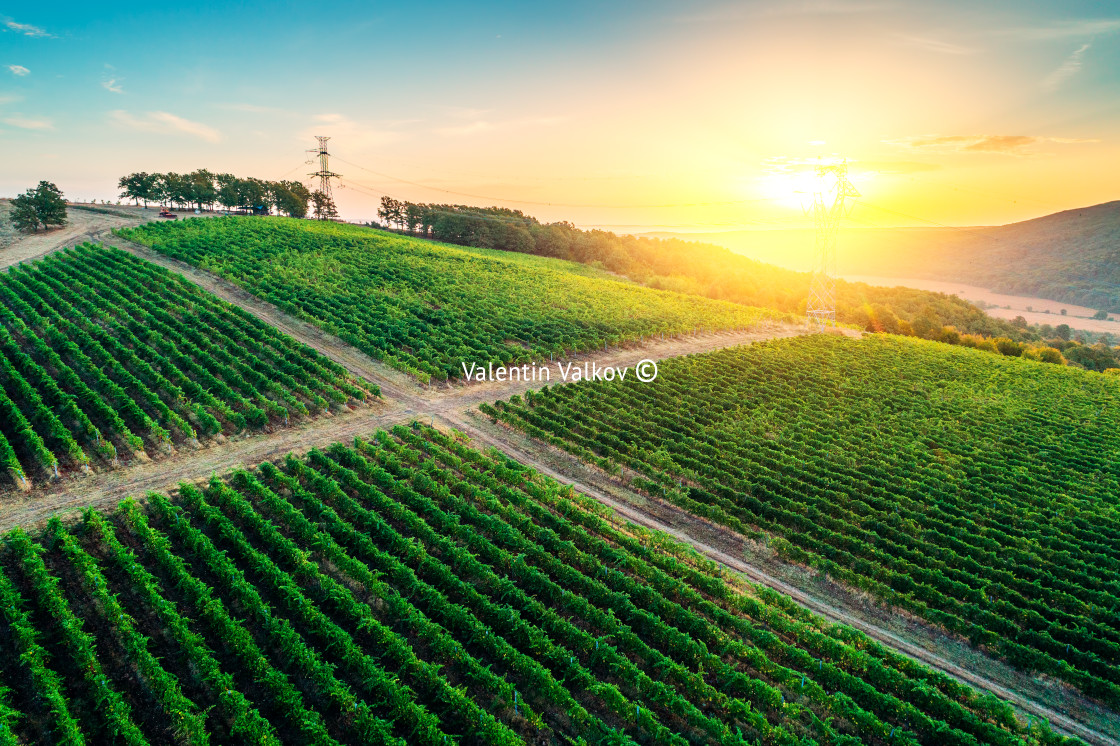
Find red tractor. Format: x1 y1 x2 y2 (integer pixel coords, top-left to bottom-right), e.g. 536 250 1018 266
158 209 177 219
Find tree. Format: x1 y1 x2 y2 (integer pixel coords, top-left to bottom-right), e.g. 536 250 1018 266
160 173 192 209
188 169 217 211
9 181 68 233
1036 347 1065 365
118 172 159 207
1093 309 1109 320
378 196 404 229
311 191 338 220
1055 323 1071 341
238 178 269 214
271 181 311 218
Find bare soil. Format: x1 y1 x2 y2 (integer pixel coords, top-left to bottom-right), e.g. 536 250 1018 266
0 200 220 271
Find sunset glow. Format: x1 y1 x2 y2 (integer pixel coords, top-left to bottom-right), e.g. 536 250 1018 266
2 1 1117 230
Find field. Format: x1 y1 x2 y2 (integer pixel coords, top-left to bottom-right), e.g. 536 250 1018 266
486 334 1120 707
0 243 372 490
117 218 786 383
0 424 1075 746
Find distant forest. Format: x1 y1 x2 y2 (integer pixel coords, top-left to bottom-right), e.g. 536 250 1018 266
376 197 1120 372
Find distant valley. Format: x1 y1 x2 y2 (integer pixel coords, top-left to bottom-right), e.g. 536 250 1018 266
643 199 1120 318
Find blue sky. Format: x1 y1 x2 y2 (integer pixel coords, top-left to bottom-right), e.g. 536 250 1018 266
3 1 1118 228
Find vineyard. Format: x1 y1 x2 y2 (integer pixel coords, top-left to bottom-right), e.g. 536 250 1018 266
117 218 786 383
485 335 1120 710
0 424 1076 745
0 243 372 490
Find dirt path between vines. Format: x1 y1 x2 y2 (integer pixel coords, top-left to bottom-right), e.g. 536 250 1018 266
0 202 222 272
2 235 1114 744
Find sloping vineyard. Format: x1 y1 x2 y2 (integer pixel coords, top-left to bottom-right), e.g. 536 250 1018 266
118 218 786 383
0 243 372 489
486 334 1120 709
0 425 1074 745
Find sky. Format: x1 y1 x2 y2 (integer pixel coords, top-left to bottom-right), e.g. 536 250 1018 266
2 0 1118 231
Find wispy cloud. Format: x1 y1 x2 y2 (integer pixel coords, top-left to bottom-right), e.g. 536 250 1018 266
3 115 53 130
3 20 52 38
1042 43 1090 91
6 65 29 77
996 18 1120 40
886 134 1097 155
101 63 123 94
855 160 942 174
895 34 973 55
300 112 407 149
109 109 222 143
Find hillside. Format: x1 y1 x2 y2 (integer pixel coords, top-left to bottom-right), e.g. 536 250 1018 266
118 218 785 383
373 198 1052 346
0 425 1075 745
0 243 371 491
651 200 1120 313
490 333 1120 706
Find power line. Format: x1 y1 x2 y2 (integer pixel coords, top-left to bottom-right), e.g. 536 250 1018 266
333 155 783 210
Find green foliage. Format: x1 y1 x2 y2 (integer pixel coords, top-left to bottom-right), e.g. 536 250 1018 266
0 243 369 488
493 333 1120 707
119 217 783 382
0 429 1065 745
117 170 311 216
374 197 1061 345
9 181 67 233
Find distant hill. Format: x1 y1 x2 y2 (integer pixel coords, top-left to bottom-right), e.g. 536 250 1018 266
643 200 1120 312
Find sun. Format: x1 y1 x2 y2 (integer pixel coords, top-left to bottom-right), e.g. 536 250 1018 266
756 168 821 210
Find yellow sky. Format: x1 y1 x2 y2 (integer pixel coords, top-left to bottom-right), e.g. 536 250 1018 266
4 1 1117 230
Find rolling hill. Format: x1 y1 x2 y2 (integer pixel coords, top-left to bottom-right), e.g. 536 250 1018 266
648 200 1120 313
490 333 1120 709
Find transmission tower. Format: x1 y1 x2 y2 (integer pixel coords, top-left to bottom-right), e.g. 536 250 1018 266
308 135 340 220
805 162 859 331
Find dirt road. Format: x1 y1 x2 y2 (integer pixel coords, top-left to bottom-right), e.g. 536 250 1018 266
0 201 221 272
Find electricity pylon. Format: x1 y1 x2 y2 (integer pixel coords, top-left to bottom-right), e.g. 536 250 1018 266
806 162 859 331
308 136 340 220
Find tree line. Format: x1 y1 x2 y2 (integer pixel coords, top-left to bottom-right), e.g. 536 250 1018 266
118 171 338 219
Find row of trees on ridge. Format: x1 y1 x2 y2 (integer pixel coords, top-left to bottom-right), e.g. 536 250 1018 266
118 171 337 219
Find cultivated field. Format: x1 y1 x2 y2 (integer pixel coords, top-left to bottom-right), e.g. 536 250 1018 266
0 425 1075 746
0 243 372 491
489 334 1120 708
118 218 788 382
